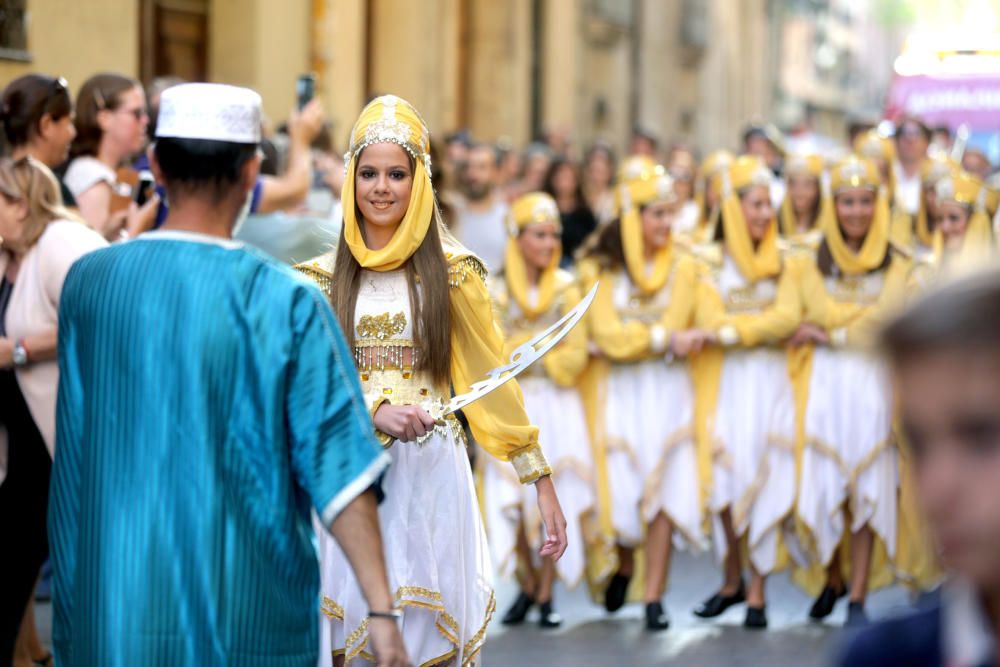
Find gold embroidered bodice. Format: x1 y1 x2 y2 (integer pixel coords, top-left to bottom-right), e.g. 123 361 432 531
712 254 779 314
823 267 886 306
353 269 419 372
612 264 675 324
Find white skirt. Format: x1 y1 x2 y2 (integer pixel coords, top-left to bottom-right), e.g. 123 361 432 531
318 424 494 666
797 347 898 565
481 376 594 588
604 360 703 550
710 348 797 574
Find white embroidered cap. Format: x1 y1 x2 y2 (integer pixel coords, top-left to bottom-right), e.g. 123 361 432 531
156 83 261 144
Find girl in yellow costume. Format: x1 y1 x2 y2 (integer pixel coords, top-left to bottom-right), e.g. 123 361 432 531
481 192 593 630
584 165 712 631
693 150 735 241
296 96 567 667
930 170 994 276
692 156 800 630
779 153 827 249
790 156 912 626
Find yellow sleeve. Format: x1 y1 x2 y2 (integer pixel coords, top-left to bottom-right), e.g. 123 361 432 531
589 271 664 361
541 283 590 387
449 259 552 483
697 261 801 347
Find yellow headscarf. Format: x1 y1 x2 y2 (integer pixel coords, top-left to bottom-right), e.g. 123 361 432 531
696 150 734 230
619 166 677 294
824 155 891 275
612 155 657 217
719 155 781 281
853 129 897 201
779 153 826 237
914 154 959 247
932 170 993 267
341 95 436 272
504 192 562 319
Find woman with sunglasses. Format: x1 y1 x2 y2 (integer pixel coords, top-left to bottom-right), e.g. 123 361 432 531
65 73 156 240
0 156 106 665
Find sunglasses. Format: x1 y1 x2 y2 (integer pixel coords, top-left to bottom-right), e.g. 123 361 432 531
115 107 149 121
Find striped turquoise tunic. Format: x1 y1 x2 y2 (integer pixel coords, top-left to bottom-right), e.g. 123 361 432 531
49 231 388 666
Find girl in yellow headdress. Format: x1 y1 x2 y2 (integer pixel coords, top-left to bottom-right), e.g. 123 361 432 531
296 95 568 666
930 170 994 275
779 153 827 249
692 155 801 630
583 165 713 631
788 155 912 626
694 150 735 239
480 192 593 630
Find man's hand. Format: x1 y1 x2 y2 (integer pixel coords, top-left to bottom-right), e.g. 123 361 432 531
535 475 568 560
368 618 412 667
288 99 325 148
373 403 437 443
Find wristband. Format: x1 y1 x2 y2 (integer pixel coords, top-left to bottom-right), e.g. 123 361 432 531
368 608 403 621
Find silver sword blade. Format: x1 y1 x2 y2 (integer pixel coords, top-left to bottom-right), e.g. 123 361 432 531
437 281 598 418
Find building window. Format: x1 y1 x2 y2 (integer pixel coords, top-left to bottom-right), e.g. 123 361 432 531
0 0 30 62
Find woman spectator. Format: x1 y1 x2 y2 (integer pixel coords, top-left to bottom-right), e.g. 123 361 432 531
544 157 597 265
582 142 616 225
64 73 156 240
0 156 106 665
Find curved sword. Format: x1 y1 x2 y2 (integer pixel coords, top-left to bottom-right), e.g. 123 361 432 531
434 281 598 418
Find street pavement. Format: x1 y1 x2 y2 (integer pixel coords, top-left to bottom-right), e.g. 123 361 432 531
483 551 918 666
34 551 919 666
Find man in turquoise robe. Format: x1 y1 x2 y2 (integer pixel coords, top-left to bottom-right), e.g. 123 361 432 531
49 84 410 666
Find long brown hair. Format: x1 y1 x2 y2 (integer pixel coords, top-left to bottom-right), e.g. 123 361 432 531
0 74 73 153
577 216 625 271
332 166 452 387
70 73 140 159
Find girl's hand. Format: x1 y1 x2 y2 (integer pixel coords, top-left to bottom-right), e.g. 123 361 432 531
534 475 568 560
372 403 436 443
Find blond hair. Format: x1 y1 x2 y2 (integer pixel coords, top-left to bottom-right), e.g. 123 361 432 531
0 156 81 248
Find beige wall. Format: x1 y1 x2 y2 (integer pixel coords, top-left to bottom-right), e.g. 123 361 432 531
209 0 310 128
0 0 138 93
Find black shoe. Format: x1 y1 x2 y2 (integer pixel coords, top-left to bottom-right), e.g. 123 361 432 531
693 581 746 618
808 584 847 620
744 605 768 629
501 592 534 625
645 601 670 631
845 601 869 627
538 600 562 628
604 573 632 613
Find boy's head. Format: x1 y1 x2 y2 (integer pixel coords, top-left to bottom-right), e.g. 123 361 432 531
884 271 1000 589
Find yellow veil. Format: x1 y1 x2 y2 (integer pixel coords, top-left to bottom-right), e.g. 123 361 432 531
341 95 436 272
779 153 827 237
504 192 563 319
932 170 994 269
719 155 781 281
823 156 891 276
915 154 959 248
619 166 677 294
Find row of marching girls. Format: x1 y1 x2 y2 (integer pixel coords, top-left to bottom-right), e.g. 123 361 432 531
481 147 998 635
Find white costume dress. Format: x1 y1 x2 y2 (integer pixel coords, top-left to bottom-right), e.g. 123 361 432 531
594 256 704 551
797 260 904 567
297 250 551 667
482 271 594 588
700 254 798 574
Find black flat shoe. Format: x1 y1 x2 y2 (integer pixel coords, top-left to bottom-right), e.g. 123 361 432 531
501 592 535 625
604 572 632 613
809 584 847 620
744 605 768 629
538 600 562 628
693 581 746 618
645 601 670 631
845 601 869 627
